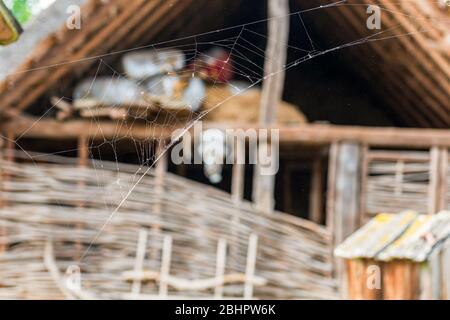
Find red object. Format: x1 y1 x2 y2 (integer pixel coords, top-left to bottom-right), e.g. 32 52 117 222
191 48 234 83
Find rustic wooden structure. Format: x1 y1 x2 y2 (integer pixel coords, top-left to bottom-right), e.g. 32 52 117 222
0 0 449 299
335 211 450 300
0 154 336 299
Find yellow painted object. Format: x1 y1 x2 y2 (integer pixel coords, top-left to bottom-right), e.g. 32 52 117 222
0 0 22 45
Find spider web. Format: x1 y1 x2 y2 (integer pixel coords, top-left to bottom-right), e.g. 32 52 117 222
2 0 448 267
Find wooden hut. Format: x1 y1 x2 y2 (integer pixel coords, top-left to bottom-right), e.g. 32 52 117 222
335 210 450 300
0 0 449 299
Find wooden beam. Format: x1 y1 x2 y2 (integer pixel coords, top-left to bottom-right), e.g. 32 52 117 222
5 117 450 148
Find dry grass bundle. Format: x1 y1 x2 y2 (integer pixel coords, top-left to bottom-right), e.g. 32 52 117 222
202 86 307 125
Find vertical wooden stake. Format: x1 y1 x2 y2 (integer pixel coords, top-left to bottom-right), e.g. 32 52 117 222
131 229 148 296
214 238 227 299
330 142 363 298
159 235 172 298
359 144 369 223
76 135 89 258
252 141 276 213
252 0 290 214
244 234 258 299
259 0 290 124
428 146 440 214
438 148 448 211
309 153 324 224
151 140 168 267
231 136 245 205
326 142 339 234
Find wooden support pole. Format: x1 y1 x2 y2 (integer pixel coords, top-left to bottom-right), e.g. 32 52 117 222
252 0 289 213
76 135 89 258
332 143 363 246
359 144 369 223
309 153 324 224
428 146 440 214
259 0 289 125
231 136 245 205
438 148 448 212
329 142 363 297
151 140 168 267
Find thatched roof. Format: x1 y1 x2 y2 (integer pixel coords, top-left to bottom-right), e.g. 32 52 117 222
298 0 450 127
0 0 448 127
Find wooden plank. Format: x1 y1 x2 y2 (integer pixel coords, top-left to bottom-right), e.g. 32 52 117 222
6 118 450 148
383 261 420 300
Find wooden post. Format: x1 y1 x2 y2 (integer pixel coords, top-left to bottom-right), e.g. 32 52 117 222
438 148 448 212
252 141 276 213
309 153 324 224
76 135 89 258
231 136 244 268
359 144 369 223
428 146 440 214
231 136 245 204
151 140 168 267
326 142 339 233
332 143 363 246
252 0 290 213
383 261 420 300
329 142 363 297
259 0 289 125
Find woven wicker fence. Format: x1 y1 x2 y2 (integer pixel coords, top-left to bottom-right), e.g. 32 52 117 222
0 155 337 299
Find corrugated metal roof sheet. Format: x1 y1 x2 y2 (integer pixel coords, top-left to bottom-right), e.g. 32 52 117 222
334 211 450 262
